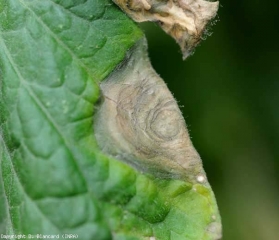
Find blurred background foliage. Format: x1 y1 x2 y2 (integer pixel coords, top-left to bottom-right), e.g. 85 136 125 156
140 1 279 239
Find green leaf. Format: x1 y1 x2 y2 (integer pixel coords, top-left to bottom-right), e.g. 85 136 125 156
0 0 221 239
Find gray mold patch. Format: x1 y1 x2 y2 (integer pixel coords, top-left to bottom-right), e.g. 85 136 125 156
94 38 206 183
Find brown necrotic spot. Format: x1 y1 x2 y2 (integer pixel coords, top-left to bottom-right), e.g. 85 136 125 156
94 39 205 182
113 0 219 59
150 104 182 140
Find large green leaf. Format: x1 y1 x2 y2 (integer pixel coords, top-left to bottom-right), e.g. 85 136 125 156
0 0 221 239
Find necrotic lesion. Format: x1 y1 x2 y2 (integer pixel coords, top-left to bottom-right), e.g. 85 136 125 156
113 0 219 59
94 38 205 182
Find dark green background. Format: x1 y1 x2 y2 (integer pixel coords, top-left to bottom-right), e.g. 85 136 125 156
141 1 279 239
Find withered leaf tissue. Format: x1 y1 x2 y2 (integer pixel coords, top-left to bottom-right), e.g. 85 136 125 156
113 0 219 59
94 39 206 182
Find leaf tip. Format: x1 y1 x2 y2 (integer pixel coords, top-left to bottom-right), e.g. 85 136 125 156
113 0 219 59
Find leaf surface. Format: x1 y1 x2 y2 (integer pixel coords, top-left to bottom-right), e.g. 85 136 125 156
0 0 221 239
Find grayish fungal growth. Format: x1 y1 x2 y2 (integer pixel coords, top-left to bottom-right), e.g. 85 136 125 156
113 0 219 59
94 39 206 182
